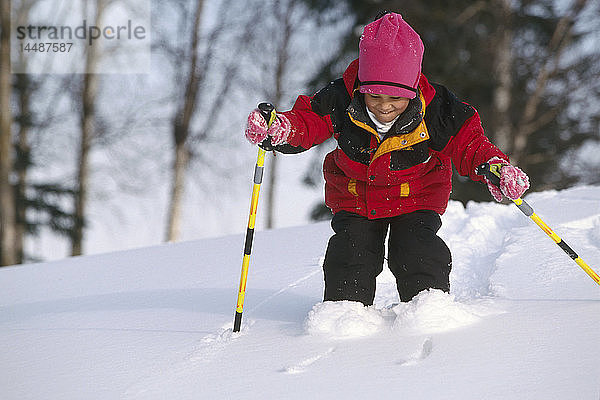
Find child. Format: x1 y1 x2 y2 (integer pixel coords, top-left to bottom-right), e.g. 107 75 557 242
245 12 529 306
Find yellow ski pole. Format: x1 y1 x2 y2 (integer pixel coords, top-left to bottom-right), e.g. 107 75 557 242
233 103 277 333
476 162 600 286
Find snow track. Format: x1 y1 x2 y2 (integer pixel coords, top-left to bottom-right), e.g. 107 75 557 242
283 347 336 374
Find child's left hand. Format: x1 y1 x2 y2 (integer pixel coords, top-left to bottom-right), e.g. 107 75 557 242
485 157 530 202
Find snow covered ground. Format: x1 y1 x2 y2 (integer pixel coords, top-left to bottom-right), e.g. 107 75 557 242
1 186 599 399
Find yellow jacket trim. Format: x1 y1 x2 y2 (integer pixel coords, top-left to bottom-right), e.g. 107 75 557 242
372 120 429 162
348 179 358 196
348 112 379 141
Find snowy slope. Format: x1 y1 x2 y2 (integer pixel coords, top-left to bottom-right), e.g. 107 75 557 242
1 186 599 400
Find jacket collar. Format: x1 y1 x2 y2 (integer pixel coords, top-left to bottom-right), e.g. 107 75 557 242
347 91 424 139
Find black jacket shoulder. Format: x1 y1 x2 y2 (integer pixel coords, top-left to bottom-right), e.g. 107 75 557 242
310 78 351 133
425 83 476 151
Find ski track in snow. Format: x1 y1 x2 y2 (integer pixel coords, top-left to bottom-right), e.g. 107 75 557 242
247 265 322 314
282 347 336 374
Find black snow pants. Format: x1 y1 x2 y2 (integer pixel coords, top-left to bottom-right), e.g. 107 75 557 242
322 210 452 306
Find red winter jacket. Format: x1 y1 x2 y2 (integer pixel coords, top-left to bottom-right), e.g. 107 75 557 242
275 59 507 219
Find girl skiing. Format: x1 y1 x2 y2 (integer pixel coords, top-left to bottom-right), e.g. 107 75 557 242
244 12 529 306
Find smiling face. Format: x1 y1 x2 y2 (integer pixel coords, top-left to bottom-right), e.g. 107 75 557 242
364 93 410 124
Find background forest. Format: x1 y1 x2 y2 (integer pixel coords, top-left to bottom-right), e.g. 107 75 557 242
1 0 599 265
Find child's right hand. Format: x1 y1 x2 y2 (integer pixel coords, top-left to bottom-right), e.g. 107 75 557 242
245 109 291 146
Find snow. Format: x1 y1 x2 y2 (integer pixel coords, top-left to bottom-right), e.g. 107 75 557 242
304 300 387 338
1 186 600 399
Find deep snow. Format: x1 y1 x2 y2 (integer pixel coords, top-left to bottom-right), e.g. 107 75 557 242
1 186 599 399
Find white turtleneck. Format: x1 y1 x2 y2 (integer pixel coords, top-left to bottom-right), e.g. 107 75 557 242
366 108 400 140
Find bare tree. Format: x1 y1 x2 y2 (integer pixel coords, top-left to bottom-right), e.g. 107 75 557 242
72 0 108 256
164 0 259 242
12 0 38 264
0 0 17 266
165 0 204 242
14 75 32 263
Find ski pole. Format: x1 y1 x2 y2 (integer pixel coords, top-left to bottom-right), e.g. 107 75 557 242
233 103 277 333
476 162 600 286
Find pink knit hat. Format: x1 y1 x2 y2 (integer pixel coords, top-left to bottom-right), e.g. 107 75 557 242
358 13 424 99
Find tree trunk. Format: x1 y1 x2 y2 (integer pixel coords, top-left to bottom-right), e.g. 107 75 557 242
72 1 105 256
165 139 189 242
165 0 204 242
0 0 17 266
73 76 95 256
15 74 31 264
13 3 35 264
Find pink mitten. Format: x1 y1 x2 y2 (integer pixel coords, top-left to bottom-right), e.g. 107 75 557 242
268 114 291 145
486 177 504 202
245 109 269 145
499 163 530 200
485 157 530 201
244 109 291 146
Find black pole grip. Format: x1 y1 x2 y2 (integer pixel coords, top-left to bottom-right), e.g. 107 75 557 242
257 102 275 151
258 102 275 125
476 162 501 187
